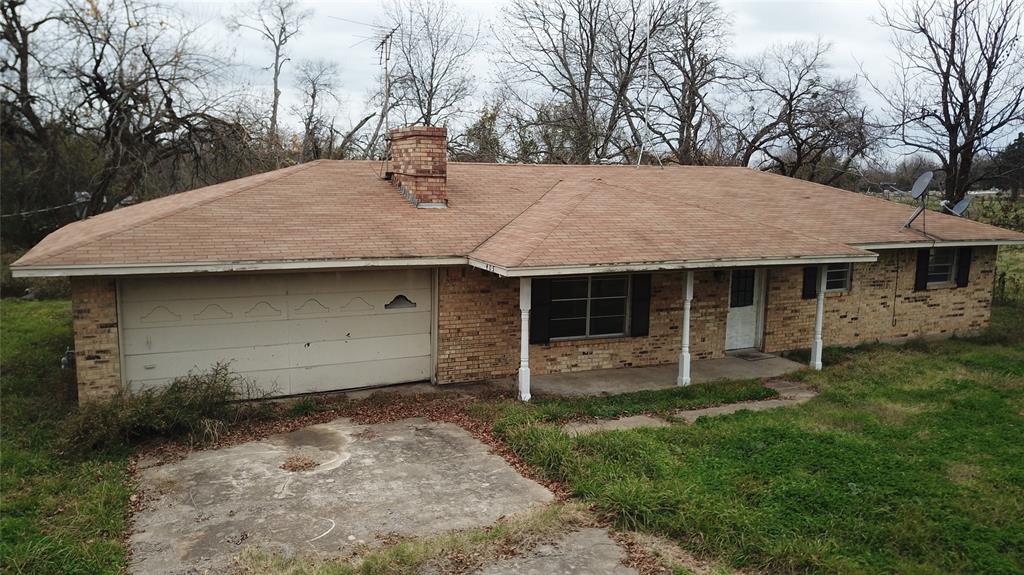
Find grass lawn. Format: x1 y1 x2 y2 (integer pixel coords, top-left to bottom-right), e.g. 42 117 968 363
497 305 1024 575
0 300 131 575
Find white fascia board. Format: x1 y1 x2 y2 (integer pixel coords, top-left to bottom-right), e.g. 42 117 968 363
11 257 468 278
468 253 879 278
854 239 1024 250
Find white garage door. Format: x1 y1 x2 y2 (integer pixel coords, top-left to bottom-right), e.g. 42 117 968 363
119 270 432 396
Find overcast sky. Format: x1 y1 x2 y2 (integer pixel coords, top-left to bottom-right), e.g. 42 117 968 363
181 0 895 132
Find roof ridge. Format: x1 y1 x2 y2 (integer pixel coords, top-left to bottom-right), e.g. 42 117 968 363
467 178 564 257
28 162 320 266
513 180 601 266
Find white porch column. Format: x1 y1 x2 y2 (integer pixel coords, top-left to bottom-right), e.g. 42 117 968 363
518 277 532 401
811 264 827 370
677 270 694 386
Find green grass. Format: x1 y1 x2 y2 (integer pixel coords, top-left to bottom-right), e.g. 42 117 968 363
497 306 1024 575
0 300 131 575
471 379 777 434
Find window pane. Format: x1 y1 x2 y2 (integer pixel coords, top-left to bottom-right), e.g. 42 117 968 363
550 318 587 338
589 315 625 336
591 276 628 297
730 269 756 307
825 264 850 291
550 299 587 319
551 278 588 300
826 277 847 290
590 297 627 317
927 249 955 284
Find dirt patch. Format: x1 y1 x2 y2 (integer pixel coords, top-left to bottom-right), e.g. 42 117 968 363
280 455 318 472
616 531 744 575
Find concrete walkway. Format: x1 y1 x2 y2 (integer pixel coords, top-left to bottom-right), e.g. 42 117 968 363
475 528 638 575
533 356 803 397
563 380 817 435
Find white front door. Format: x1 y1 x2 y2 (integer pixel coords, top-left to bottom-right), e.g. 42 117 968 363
725 268 764 350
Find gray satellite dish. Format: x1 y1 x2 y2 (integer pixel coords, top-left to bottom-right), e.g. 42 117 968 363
941 195 973 217
903 171 934 229
910 171 933 199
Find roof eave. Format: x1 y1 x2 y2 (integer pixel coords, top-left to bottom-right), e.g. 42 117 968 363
10 257 469 278
853 238 1024 250
469 253 879 278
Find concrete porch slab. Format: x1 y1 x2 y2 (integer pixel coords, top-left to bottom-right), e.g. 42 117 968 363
130 418 553 574
531 356 804 397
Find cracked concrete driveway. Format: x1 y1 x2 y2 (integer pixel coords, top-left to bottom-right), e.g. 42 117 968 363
131 417 554 574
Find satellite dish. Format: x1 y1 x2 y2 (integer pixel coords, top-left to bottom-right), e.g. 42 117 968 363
903 170 934 229
910 171 933 199
941 195 973 217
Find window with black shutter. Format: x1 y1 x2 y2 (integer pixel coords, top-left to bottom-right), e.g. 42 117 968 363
547 275 630 339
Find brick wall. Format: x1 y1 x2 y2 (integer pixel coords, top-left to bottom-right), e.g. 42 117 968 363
435 267 729 384
389 126 447 206
762 247 996 352
436 266 520 383
71 277 122 402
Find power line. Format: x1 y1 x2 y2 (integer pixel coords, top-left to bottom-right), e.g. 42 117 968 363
1 199 85 219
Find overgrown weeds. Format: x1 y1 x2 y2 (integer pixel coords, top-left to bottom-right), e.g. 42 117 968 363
60 363 273 455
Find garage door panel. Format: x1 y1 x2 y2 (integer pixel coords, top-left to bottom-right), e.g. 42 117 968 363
127 368 292 396
290 356 431 395
123 311 431 355
120 270 433 396
285 269 431 296
290 333 431 368
121 270 431 303
123 295 292 329
121 275 291 302
286 287 432 317
124 345 293 383
122 290 431 331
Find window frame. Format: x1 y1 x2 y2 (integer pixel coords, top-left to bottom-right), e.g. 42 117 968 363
548 274 631 340
824 263 853 293
926 248 958 287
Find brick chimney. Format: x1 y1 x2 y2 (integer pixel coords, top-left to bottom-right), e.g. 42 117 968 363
388 126 448 208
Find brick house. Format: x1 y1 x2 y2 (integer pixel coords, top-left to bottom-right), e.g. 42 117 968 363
12 126 1024 402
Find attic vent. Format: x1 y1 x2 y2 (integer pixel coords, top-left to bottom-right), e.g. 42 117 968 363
385 294 417 309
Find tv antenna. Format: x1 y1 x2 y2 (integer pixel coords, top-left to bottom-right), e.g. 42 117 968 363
377 25 400 176
902 171 933 230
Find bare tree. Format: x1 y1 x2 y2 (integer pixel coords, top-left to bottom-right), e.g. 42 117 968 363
293 60 338 161
724 40 876 185
873 0 1024 202
498 0 675 163
227 0 311 160
1 0 258 246
628 0 731 164
386 0 478 126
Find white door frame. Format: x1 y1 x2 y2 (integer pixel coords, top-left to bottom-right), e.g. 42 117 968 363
725 268 767 350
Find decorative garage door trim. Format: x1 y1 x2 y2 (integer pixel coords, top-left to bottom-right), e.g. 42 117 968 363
118 270 433 396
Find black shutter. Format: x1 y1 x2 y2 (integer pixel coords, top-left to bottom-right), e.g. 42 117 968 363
529 278 550 344
630 273 652 337
914 248 930 291
801 266 818 300
955 247 973 287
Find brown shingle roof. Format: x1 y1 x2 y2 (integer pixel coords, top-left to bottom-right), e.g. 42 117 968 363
14 160 1024 273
